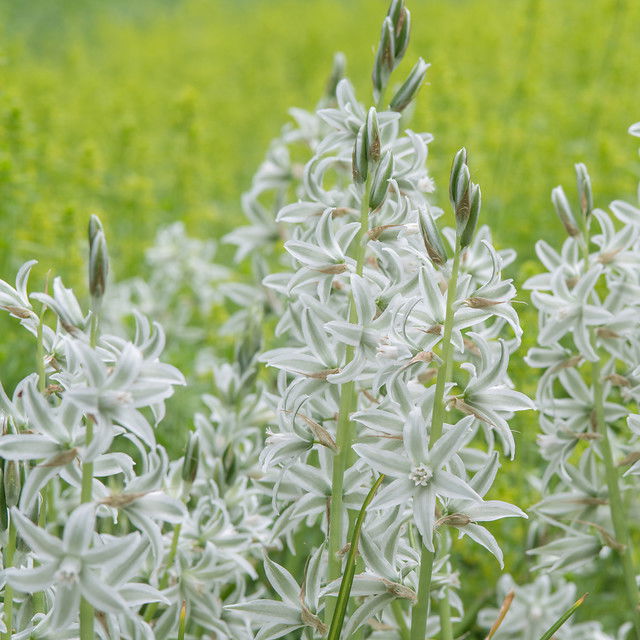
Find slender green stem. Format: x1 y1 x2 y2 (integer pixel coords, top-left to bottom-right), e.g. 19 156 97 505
411 244 462 640
326 174 371 622
80 300 100 640
438 588 454 640
144 523 182 622
327 475 384 640
32 493 47 615
410 544 434 640
592 356 640 639
3 519 17 640
429 246 462 447
79 598 93 640
391 600 410 640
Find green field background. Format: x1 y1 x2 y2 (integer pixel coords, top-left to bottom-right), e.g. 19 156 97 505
1 0 639 631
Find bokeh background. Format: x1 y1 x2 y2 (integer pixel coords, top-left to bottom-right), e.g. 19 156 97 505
1 0 639 631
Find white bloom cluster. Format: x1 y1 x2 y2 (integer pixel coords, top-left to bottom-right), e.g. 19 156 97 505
224 1 532 637
524 122 640 638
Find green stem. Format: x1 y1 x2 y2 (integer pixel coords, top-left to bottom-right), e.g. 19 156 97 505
32 493 47 615
326 174 371 622
411 245 462 640
438 588 454 640
410 544 434 640
3 519 17 640
429 246 462 446
391 599 410 640
592 356 640 639
144 523 182 622
80 303 100 640
327 475 384 640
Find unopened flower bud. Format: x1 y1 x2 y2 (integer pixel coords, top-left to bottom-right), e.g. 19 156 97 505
392 6 410 62
4 460 21 508
551 185 580 237
453 164 471 233
223 443 237 484
418 206 447 266
324 52 346 103
369 151 394 210
88 214 103 246
459 182 481 248
390 58 430 112
352 125 368 184
366 107 381 163
575 162 593 219
181 431 199 485
88 215 109 300
0 466 7 532
372 17 395 99
449 147 468 207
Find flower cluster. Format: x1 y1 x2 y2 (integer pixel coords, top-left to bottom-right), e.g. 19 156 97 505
230 1 531 637
525 122 640 638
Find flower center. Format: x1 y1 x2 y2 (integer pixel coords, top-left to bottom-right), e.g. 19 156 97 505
409 464 433 486
55 557 82 584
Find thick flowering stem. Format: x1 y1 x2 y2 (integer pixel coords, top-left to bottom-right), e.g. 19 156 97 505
411 244 461 640
2 519 17 640
592 355 640 639
326 176 372 621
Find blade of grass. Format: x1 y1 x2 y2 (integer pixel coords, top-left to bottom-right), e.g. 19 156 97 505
484 590 515 640
178 600 187 640
327 474 385 640
538 594 588 640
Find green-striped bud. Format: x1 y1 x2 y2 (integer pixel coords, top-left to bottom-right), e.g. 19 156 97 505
181 431 199 485
393 6 410 62
352 124 368 185
372 17 395 99
4 460 20 508
449 148 468 207
453 164 471 233
418 206 448 266
369 151 394 210
222 443 236 485
324 52 346 103
366 107 381 163
390 58 430 113
575 163 593 219
88 214 103 246
551 185 580 237
387 0 404 24
459 183 481 248
0 465 7 532
88 214 109 300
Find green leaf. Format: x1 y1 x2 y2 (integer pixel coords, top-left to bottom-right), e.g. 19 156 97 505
538 593 588 640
